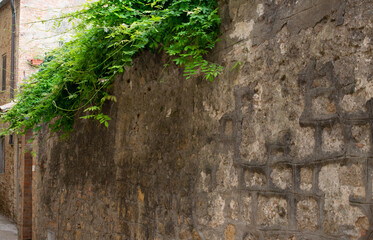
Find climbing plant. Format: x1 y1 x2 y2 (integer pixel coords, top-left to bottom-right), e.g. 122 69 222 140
0 0 222 135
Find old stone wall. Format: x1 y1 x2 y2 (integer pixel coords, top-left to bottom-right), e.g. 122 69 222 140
34 0 373 239
0 1 12 103
0 0 19 221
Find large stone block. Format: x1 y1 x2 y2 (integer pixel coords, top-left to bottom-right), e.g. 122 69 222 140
257 195 288 227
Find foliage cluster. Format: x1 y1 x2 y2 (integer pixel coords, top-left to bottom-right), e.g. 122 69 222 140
1 0 221 135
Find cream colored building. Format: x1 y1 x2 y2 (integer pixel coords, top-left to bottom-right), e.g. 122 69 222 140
0 0 86 238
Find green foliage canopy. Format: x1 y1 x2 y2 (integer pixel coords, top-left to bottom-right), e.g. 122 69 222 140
1 0 222 135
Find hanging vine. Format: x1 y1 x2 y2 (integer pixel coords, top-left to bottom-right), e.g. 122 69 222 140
1 0 222 135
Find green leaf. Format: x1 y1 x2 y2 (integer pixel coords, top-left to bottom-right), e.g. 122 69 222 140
0 0 222 136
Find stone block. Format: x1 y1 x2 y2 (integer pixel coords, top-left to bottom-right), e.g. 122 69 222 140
322 124 344 153
341 93 367 113
296 198 318 230
312 95 337 115
240 118 267 164
271 166 292 190
208 194 225 227
216 152 238 190
257 195 288 226
224 224 236 240
319 164 368 238
351 124 370 153
241 194 252 224
339 163 365 198
244 170 266 188
292 127 315 159
300 168 313 191
228 199 239 220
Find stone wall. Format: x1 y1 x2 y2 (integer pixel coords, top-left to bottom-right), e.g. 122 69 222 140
13 1 87 238
34 0 373 239
0 0 18 220
0 1 12 103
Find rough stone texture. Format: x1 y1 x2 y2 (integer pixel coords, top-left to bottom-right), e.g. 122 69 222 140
34 0 373 239
257 195 288 226
0 0 19 222
296 198 318 231
319 164 367 239
299 168 312 191
270 166 292 190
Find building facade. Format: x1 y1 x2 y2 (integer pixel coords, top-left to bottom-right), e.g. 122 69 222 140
0 0 85 239
0 0 19 224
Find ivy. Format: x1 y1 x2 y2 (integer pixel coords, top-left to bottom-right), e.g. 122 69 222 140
0 0 222 135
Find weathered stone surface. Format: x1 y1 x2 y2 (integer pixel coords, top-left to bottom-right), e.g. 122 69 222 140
33 0 373 239
322 124 344 153
241 193 252 224
299 168 312 191
257 195 288 226
228 199 239 220
244 169 266 188
271 166 292 190
224 224 236 240
351 124 370 153
0 0 18 223
248 0 346 45
319 164 368 239
296 198 318 230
